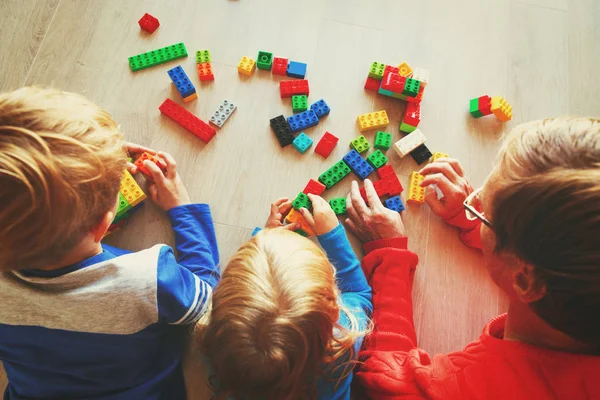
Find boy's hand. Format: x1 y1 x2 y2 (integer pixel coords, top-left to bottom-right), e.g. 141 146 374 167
123 141 156 174
144 152 191 211
345 180 406 243
300 194 338 236
419 158 473 220
265 198 300 231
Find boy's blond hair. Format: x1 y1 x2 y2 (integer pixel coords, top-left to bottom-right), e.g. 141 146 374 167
200 228 363 400
0 87 126 270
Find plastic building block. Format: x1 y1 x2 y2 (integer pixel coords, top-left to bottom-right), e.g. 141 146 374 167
359 165 403 202
393 129 427 158
405 86 425 104
366 149 388 169
403 78 421 97
378 80 395 97
350 135 370 153
412 67 430 87
237 56 256 76
196 50 211 63
134 152 166 180
209 100 237 128
343 150 374 180
120 170 146 208
280 79 309 98
431 152 449 162
167 65 196 101
292 192 312 210
399 122 417 134
251 227 262 236
287 109 318 133
381 72 406 94
397 62 413 77
385 196 405 213
314 131 339 158
256 51 273 70
377 164 395 179
364 77 380 91
369 62 386 80
197 62 214 81
270 115 295 147
310 99 330 119
159 98 216 143
384 65 399 76
329 198 347 215
357 110 389 132
410 144 433 165
374 131 392 151
128 42 187 72
478 95 492 115
403 102 421 128
285 208 315 236
116 193 132 218
138 13 159 34
407 171 426 204
491 96 513 122
469 97 483 118
318 160 351 189
292 95 308 113
292 132 313 154
287 61 307 79
303 179 326 196
183 93 197 103
272 57 288 76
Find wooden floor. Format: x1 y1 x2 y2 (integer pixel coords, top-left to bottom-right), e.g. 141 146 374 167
1 0 598 397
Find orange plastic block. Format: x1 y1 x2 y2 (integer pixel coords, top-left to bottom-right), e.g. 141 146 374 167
397 62 413 77
197 62 214 81
490 96 513 122
134 152 166 181
356 110 389 132
237 56 256 76
431 152 449 162
407 171 426 204
285 208 315 236
183 93 197 103
119 170 147 207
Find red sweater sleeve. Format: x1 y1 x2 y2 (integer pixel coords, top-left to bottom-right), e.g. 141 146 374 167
444 211 483 250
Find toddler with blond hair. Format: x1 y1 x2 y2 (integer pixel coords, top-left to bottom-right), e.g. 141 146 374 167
0 87 219 399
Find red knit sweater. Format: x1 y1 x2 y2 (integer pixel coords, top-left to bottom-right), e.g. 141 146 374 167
355 213 600 400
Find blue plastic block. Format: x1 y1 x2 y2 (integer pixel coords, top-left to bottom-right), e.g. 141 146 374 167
287 61 307 79
343 149 374 180
385 196 405 212
167 65 196 99
287 109 319 133
378 86 394 97
251 227 262 236
292 132 313 153
310 99 330 119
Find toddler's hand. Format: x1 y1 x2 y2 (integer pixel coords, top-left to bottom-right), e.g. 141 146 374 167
144 152 191 211
265 198 300 231
123 141 156 174
419 158 473 220
300 194 338 236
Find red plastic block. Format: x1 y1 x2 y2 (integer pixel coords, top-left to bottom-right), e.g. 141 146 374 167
376 165 396 179
197 62 214 81
478 95 492 116
364 77 380 91
384 65 399 76
314 131 339 158
280 79 309 98
138 13 159 34
159 98 216 143
381 72 406 93
360 166 403 202
405 85 425 104
303 179 326 196
134 152 167 181
272 57 289 76
403 102 421 127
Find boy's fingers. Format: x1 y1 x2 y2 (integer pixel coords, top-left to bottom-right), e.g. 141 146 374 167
144 160 167 186
273 197 289 207
278 200 294 215
147 183 158 202
123 142 156 155
299 207 316 227
157 151 177 179
363 179 383 210
126 162 137 174
306 193 326 209
282 223 300 231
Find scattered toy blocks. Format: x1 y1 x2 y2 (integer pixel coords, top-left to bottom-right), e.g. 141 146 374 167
285 209 315 236
403 102 421 128
134 152 166 180
314 131 339 158
238 56 256 76
159 98 216 143
292 132 313 153
287 109 319 133
209 100 237 128
292 95 308 113
319 159 351 189
397 62 413 77
364 77 380 91
329 198 347 215
120 170 146 208
196 50 211 63
469 97 484 118
310 99 330 118
138 13 159 34
270 115 295 147
280 79 310 98
393 129 427 158
256 51 273 70
410 144 433 165
350 135 371 153
344 149 374 180
403 78 421 97
407 171 426 204
272 57 289 76
292 192 312 210
357 110 389 132
369 62 386 80
374 131 392 151
412 67 430 87
385 195 405 212
287 61 307 79
167 65 196 101
197 62 214 81
367 149 388 169
491 96 513 121
431 152 449 162
303 179 326 196
381 72 407 94
128 42 187 72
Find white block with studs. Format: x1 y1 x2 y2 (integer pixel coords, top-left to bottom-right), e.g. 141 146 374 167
393 129 427 158
412 67 430 87
209 99 237 128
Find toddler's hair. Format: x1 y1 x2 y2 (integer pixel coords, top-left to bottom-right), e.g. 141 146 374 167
0 87 126 270
201 228 361 400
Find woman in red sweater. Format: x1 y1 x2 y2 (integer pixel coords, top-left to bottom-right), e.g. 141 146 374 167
345 117 600 400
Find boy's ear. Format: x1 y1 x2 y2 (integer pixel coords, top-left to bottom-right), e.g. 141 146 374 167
512 261 547 304
91 211 115 243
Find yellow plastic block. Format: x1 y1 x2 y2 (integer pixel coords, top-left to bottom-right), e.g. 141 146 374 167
119 170 147 208
407 171 426 204
356 110 389 132
183 92 197 103
285 208 315 236
397 62 413 77
431 152 449 162
237 56 256 76
490 96 512 122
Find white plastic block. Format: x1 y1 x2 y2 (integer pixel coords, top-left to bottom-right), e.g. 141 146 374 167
393 129 427 158
209 99 237 128
412 67 430 87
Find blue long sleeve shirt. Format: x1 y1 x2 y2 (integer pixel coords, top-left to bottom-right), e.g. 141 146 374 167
0 204 219 400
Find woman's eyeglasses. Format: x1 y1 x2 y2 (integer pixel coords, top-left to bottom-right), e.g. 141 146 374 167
463 187 492 228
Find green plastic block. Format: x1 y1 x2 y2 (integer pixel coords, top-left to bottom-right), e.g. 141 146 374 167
469 98 483 118
196 50 211 63
295 229 308 237
350 135 370 153
128 42 188 72
369 61 385 80
402 78 421 97
116 193 132 218
292 192 311 210
318 160 351 189
399 121 417 133
391 92 407 100
256 51 273 70
374 131 392 151
292 95 308 113
367 150 388 169
329 198 347 215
